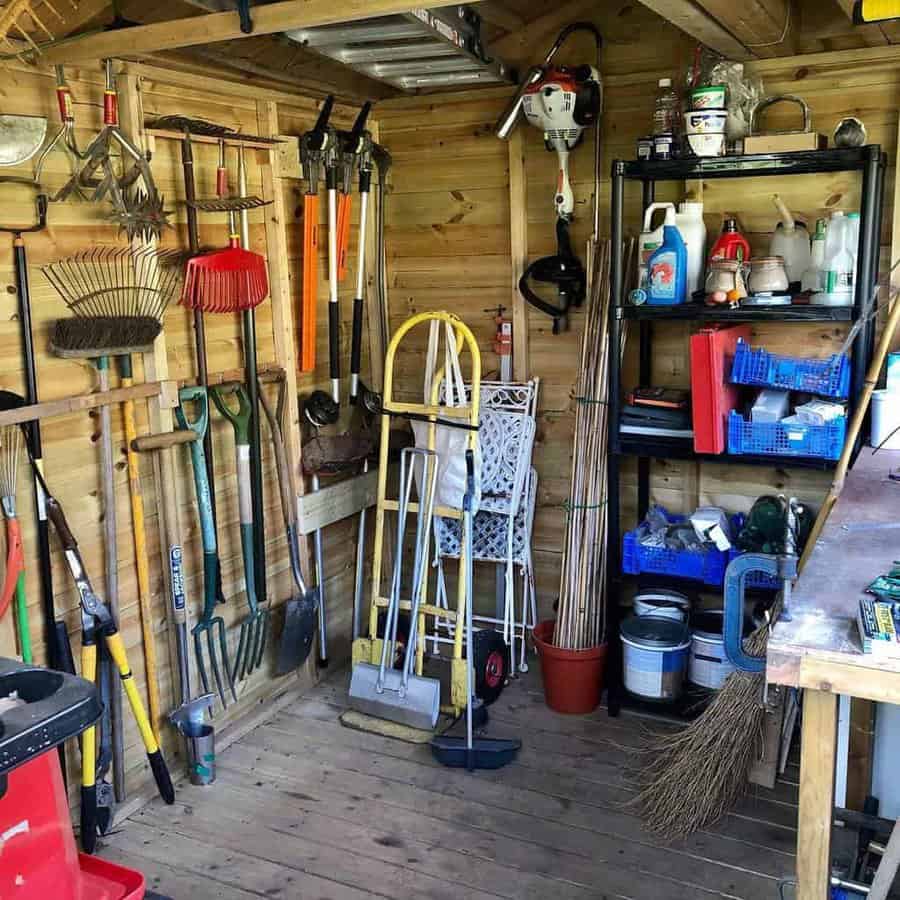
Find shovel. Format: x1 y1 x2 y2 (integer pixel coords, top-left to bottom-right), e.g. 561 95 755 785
349 447 441 731
258 378 319 674
431 450 521 770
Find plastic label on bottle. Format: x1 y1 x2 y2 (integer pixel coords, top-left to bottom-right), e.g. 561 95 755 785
649 251 678 301
825 270 854 293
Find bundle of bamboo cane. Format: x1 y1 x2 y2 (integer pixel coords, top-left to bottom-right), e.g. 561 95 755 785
553 240 629 651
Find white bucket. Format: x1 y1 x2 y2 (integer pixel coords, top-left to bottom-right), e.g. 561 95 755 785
620 615 691 701
688 611 733 690
872 389 900 451
633 589 690 622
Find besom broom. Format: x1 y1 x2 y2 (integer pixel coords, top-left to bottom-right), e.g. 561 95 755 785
634 285 900 838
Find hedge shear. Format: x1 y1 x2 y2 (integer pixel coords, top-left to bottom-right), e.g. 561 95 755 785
29 463 174 853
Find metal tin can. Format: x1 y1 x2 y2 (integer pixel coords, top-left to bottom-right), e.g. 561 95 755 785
637 136 654 160
653 132 674 160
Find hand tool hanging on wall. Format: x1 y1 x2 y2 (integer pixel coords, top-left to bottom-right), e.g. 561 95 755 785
495 23 602 333
0 188 75 697
298 96 335 374
322 106 342 405
210 382 269 683
26 462 175 853
175 387 236 708
336 102 372 285
92 356 125 815
56 60 170 240
41 244 187 741
259 380 319 675
132 428 216 785
34 66 85 192
0 423 31 663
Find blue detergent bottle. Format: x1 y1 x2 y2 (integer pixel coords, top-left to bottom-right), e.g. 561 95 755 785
646 224 688 305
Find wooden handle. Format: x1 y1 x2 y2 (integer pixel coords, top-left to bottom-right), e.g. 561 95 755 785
132 430 199 452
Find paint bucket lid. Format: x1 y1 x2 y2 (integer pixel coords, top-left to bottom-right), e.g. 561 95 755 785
621 615 690 649
691 610 752 640
634 588 690 609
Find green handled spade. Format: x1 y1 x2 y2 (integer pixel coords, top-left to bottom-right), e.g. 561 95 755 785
210 382 269 683
175 387 236 707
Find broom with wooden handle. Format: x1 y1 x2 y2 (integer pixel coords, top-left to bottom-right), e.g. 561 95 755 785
635 287 900 839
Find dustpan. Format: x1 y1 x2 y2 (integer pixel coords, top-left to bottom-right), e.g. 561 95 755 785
349 447 441 731
431 450 521 770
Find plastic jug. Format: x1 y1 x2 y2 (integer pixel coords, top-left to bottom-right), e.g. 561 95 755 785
676 200 706 300
816 211 855 306
647 225 687 306
801 217 827 292
633 202 676 303
769 195 811 285
709 218 751 264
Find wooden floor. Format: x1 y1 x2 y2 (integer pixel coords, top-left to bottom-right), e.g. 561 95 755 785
100 666 799 899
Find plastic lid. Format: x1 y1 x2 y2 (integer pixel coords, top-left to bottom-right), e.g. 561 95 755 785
621 614 690 649
847 212 860 219
722 217 738 232
658 78 672 87
832 210 845 218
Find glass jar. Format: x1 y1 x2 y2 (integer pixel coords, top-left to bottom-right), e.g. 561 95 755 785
748 256 789 294
705 259 745 305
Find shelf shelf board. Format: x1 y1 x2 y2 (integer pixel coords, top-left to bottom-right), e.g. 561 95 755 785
618 146 881 181
615 434 837 471
618 304 854 323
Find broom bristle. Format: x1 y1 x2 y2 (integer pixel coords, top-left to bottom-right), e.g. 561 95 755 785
631 609 778 839
51 316 162 354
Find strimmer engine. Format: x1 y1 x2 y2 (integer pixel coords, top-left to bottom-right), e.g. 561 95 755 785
522 64 602 222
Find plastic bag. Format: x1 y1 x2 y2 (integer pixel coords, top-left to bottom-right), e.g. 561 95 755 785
411 320 481 512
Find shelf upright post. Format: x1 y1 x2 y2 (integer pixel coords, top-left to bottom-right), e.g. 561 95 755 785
607 160 626 717
638 178 655 518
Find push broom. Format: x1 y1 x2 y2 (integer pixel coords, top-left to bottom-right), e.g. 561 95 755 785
635 284 900 838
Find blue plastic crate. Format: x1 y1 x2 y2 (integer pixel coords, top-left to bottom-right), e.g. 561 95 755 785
727 411 846 460
730 339 850 399
622 510 729 586
726 548 782 590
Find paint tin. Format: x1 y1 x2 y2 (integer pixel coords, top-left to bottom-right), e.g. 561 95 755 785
633 589 690 622
688 610 752 690
637 136 654 161
653 132 674 160
620 615 690 700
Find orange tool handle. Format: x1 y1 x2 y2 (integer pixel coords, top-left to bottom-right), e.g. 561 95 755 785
301 194 319 373
0 518 24 620
337 192 352 283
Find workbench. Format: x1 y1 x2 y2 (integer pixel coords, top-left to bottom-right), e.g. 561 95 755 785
767 448 900 900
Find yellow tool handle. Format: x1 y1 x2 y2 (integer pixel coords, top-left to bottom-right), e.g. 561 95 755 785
121 381 162 741
80 642 98 854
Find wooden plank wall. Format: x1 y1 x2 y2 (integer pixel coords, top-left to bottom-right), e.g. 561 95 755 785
0 60 374 804
377 41 900 623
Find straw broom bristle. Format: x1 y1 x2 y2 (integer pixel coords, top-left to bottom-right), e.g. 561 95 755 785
631 609 778 838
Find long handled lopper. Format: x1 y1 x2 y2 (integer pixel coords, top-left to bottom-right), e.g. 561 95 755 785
335 102 372 286
26 460 174 852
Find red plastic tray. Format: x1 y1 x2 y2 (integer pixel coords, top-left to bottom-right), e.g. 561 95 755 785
78 853 145 900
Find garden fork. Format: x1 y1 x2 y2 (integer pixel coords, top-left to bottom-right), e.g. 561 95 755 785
175 386 236 707
210 382 269 684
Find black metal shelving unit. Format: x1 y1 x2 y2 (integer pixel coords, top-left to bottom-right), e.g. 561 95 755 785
605 144 887 718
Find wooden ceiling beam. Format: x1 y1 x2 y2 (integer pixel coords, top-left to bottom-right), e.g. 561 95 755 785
831 0 890 42
632 0 752 59
691 0 796 57
57 0 112 36
490 0 597 61
43 0 473 63
476 3 526 34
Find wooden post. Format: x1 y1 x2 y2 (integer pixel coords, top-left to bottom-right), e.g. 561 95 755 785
797 689 838 900
508 128 529 382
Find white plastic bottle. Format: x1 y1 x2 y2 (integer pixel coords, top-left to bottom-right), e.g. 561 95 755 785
801 218 827 292
816 212 854 306
846 212 861 300
676 200 706 300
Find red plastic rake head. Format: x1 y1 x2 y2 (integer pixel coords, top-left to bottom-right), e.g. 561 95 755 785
180 235 269 313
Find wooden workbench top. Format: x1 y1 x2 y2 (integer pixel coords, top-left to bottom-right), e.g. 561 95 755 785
767 448 900 701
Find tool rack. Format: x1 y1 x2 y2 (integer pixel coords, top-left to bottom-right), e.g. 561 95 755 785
605 145 888 718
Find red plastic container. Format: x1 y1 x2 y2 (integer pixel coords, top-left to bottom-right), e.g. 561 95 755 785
0 749 144 899
533 620 607 714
